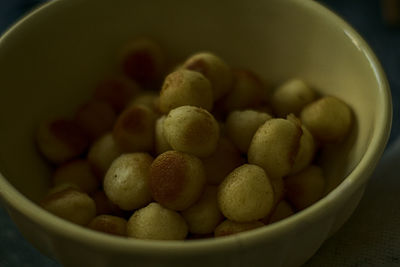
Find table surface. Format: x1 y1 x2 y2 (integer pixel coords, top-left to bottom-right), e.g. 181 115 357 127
0 0 399 266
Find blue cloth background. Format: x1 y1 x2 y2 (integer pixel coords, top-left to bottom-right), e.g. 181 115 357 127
0 0 398 266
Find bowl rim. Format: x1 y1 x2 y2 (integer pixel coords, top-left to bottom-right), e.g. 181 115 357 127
0 0 392 257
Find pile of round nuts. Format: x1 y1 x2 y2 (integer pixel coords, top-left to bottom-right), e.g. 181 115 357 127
36 38 353 240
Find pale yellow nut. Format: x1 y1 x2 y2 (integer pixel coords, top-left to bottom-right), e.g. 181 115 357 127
163 105 219 157
154 115 173 155
93 75 141 113
219 69 264 112
218 164 275 222
88 214 127 236
119 37 165 87
53 159 99 194
202 137 244 185
149 151 206 211
271 79 316 117
214 220 264 237
291 125 316 174
159 69 213 113
226 110 272 154
103 153 153 210
248 118 302 179
41 188 96 226
36 118 89 164
127 202 188 240
183 52 233 100
285 165 326 210
300 96 353 143
87 133 123 179
181 186 224 234
112 104 157 152
74 100 116 141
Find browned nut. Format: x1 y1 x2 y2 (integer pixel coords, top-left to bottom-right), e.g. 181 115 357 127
93 75 141 113
218 164 275 222
159 69 213 113
119 38 165 87
103 153 153 211
214 220 264 237
88 214 127 236
41 188 96 225
285 165 325 210
183 52 232 100
126 202 188 240
181 186 224 234
202 137 244 185
112 105 157 152
74 100 116 141
163 105 220 157
149 151 206 211
87 133 123 179
53 159 99 194
271 79 316 117
300 96 353 143
226 110 273 153
36 118 89 164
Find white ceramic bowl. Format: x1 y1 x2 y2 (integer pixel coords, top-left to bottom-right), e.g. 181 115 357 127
0 0 392 266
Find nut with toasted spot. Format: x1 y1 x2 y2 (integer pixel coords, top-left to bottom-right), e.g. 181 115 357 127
88 214 127 236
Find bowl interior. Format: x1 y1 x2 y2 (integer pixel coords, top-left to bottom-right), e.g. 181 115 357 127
0 0 390 220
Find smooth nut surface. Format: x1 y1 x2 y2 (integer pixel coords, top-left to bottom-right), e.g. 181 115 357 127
248 118 302 179
214 220 264 237
183 52 232 100
159 69 213 113
88 215 127 236
103 153 153 210
163 105 219 157
218 164 274 222
127 202 188 240
300 96 353 143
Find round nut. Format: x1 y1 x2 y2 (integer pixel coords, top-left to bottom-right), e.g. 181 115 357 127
183 52 232 100
127 202 188 240
103 153 153 210
214 220 264 237
113 104 156 152
300 96 353 143
149 151 206 211
53 159 99 194
159 69 213 113
181 186 224 234
248 117 302 179
226 110 272 153
88 214 127 236
163 105 219 157
271 79 316 117
87 133 123 179
218 164 275 222
36 118 89 164
41 188 96 225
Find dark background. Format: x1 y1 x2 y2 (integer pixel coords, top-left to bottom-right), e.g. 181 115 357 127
0 0 398 266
